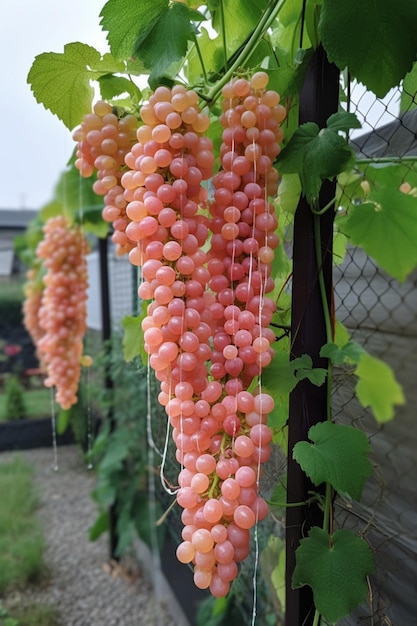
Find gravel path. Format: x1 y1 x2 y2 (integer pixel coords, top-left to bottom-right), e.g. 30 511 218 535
0 445 189 626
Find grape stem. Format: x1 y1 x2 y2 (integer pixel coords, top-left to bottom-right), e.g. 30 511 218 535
208 431 229 498
310 210 335 626
155 498 177 526
201 0 288 105
219 0 228 72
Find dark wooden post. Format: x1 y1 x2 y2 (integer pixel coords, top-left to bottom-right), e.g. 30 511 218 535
285 46 340 626
98 235 118 560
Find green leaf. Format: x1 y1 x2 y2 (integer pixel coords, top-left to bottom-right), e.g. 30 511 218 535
100 437 129 471
334 319 351 349
91 480 117 507
401 61 417 113
293 421 372 500
344 185 417 283
294 354 327 387
355 353 405 423
89 510 110 542
98 75 141 102
122 314 145 363
292 527 375 622
56 409 71 435
269 537 286 610
211 0 269 57
277 173 302 215
41 164 108 238
319 0 417 98
100 0 168 60
320 341 365 365
277 112 360 203
332 226 348 266
134 3 204 86
269 46 314 100
27 43 121 129
326 111 362 133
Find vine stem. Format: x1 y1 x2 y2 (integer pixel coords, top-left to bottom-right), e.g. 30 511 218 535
356 156 417 164
311 210 335 626
203 0 287 104
219 0 228 72
192 33 208 85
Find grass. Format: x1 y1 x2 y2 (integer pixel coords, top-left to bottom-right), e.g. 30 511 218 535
0 387 55 422
0 603 60 626
0 278 25 302
0 457 46 594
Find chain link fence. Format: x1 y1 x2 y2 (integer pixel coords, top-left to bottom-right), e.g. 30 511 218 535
333 82 417 625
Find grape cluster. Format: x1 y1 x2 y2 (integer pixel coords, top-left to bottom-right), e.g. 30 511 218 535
35 216 89 410
122 75 284 596
72 101 138 255
22 268 45 365
207 71 286 389
166 72 284 595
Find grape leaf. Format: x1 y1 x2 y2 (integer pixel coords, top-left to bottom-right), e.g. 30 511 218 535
27 43 125 129
46 164 108 238
210 0 269 56
186 27 223 84
320 341 365 365
355 353 405 423
262 351 326 397
88 510 110 542
293 421 372 500
100 0 168 60
401 61 417 113
277 112 361 203
294 354 327 387
343 186 417 283
98 75 141 102
133 3 205 86
277 173 302 215
292 527 375 622
320 0 417 98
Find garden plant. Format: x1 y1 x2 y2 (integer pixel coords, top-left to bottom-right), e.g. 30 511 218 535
21 0 417 624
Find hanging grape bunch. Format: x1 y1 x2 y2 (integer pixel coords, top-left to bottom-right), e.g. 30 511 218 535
72 101 139 255
35 216 90 410
116 72 285 597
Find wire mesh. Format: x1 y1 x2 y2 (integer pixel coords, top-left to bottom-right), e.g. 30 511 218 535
333 82 417 625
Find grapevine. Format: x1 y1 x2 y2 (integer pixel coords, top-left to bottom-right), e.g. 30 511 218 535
35 216 90 410
24 1 415 621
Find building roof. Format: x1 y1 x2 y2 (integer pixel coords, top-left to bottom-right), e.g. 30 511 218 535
351 108 417 159
0 209 39 230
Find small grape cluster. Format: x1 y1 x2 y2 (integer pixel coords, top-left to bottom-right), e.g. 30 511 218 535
22 268 45 364
72 101 138 255
35 216 89 410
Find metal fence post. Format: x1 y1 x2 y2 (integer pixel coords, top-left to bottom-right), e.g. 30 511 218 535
285 46 340 626
98 235 118 560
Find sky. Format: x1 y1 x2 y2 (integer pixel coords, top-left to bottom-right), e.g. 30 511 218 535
0 0 109 211
0 2 401 212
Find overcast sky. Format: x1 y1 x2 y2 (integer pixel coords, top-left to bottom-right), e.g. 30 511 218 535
0 0 108 211
1 3 400 213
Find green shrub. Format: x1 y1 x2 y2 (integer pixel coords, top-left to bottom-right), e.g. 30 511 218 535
0 457 46 594
4 376 26 420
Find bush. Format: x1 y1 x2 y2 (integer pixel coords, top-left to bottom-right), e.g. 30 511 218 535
4 376 26 420
0 457 45 594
